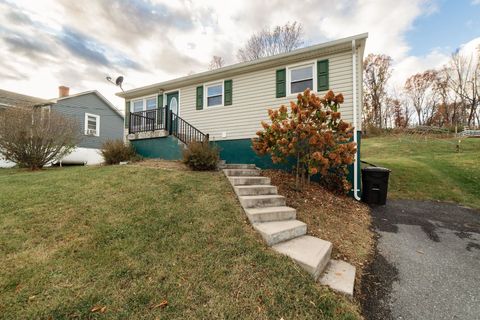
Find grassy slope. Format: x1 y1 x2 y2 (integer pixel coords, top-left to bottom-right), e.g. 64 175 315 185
0 166 360 319
361 135 480 209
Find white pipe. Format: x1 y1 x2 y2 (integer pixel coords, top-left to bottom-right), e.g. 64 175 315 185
352 39 361 201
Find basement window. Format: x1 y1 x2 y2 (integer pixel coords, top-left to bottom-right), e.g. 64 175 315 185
206 83 223 107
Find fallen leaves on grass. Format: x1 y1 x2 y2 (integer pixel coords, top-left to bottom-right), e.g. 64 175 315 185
91 305 107 313
151 300 168 309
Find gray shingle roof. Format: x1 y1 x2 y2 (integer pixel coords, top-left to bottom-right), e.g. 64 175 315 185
0 89 52 108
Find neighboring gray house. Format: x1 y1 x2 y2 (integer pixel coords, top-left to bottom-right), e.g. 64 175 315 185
51 87 124 165
0 87 124 167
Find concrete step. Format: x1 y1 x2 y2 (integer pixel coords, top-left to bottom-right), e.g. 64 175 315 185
319 260 356 297
244 206 296 223
253 220 307 246
239 195 286 208
223 168 260 177
234 185 278 196
222 163 256 169
272 236 332 280
228 176 270 186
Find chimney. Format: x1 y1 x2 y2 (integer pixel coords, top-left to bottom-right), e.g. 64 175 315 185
58 86 70 98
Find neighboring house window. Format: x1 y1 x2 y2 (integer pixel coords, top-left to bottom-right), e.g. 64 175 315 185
206 83 223 107
288 63 315 95
85 113 100 136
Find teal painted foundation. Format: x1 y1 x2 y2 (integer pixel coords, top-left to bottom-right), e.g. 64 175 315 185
211 139 291 170
132 131 362 197
131 136 183 160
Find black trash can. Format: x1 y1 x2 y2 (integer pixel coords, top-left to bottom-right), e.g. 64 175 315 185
361 167 391 205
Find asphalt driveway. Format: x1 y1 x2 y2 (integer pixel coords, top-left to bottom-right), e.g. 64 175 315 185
361 200 480 320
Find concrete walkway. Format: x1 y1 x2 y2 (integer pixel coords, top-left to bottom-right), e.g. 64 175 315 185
222 164 356 296
362 200 480 320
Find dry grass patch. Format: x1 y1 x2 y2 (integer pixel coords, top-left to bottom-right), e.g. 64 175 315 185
262 170 374 294
129 159 189 170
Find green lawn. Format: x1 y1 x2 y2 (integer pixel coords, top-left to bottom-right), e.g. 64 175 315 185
0 166 360 319
361 135 480 209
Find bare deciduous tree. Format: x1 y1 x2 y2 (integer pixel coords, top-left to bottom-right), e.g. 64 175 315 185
237 22 303 62
430 67 461 127
446 48 479 128
363 54 393 128
0 107 79 170
209 56 225 70
404 70 437 125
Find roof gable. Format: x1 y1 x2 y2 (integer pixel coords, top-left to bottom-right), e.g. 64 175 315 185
52 90 124 119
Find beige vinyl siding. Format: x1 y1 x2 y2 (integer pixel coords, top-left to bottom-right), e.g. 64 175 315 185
178 50 356 141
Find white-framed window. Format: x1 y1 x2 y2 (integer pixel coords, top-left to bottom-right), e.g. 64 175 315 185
287 62 316 96
85 113 100 136
205 82 223 107
131 95 157 113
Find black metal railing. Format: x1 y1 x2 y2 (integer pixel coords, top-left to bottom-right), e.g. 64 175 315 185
169 111 209 145
129 106 208 145
129 108 166 134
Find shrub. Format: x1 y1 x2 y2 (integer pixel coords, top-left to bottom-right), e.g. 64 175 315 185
252 89 356 193
183 141 219 171
0 107 79 170
101 140 136 165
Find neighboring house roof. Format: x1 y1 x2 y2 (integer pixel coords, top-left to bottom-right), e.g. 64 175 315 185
51 90 124 119
0 89 52 108
117 33 368 99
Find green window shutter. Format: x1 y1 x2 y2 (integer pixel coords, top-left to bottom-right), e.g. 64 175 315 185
157 94 163 108
276 68 286 98
224 80 232 106
157 94 164 126
196 86 203 110
124 101 130 129
317 59 329 91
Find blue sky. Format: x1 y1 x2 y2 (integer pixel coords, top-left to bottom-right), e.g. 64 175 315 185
406 0 480 56
0 0 478 110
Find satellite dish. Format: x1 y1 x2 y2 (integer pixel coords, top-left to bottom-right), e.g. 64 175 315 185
115 76 124 86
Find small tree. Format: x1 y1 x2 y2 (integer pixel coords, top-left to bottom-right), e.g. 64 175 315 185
0 107 79 170
252 90 356 193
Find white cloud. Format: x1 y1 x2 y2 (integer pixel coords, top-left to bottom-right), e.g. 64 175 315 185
0 0 475 114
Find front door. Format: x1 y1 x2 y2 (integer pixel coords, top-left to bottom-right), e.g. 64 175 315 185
167 92 179 115
166 91 179 134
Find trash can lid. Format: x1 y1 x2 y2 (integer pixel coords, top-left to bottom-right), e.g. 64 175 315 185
362 166 391 172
